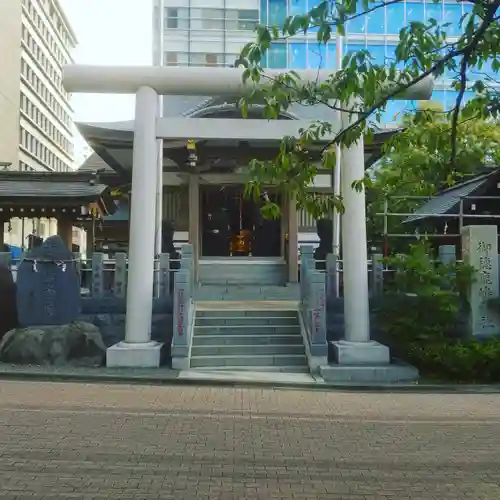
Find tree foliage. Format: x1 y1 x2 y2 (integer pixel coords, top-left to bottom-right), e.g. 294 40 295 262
238 0 500 217
366 110 500 245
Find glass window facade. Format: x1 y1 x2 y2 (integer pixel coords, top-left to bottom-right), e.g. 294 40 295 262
259 0 495 125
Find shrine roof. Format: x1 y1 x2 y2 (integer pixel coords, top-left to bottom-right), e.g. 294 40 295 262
0 171 116 215
0 180 108 199
76 116 400 177
404 168 500 224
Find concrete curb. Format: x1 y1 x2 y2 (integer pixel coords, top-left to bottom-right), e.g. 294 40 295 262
1 365 500 393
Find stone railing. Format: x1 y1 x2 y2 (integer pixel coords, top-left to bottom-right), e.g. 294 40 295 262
299 245 328 371
1 250 181 299
171 244 195 370
78 253 179 299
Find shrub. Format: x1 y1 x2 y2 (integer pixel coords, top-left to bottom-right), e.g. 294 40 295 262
374 242 473 345
406 340 500 383
372 242 500 383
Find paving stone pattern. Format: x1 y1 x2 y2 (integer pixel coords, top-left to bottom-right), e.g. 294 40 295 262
0 382 500 499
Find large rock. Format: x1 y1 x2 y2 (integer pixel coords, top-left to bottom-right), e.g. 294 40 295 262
0 321 106 367
16 235 80 327
0 264 18 341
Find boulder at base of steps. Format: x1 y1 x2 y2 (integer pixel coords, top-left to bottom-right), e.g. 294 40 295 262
190 309 309 373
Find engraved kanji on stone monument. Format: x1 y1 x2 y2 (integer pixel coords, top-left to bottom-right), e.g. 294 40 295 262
16 235 80 327
461 225 500 337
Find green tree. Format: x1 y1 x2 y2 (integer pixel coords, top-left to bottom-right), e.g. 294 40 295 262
238 0 500 217
365 110 500 247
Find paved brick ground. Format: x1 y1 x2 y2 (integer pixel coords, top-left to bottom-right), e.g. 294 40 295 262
0 381 500 499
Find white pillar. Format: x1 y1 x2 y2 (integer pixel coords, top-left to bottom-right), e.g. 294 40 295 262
332 106 390 366
188 174 200 282
155 90 164 257
340 108 370 343
107 86 163 367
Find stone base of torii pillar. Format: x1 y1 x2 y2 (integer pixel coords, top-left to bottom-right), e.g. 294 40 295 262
320 105 419 384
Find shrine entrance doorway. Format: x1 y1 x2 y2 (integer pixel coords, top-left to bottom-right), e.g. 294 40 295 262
200 186 281 258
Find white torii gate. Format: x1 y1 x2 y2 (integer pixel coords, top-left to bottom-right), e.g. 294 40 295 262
63 65 434 368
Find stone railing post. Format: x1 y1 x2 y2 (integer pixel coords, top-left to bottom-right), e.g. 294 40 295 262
180 243 194 287
172 268 192 368
438 245 456 266
158 253 170 299
308 270 327 356
300 245 314 310
114 252 127 299
326 253 338 300
370 253 384 298
91 253 104 298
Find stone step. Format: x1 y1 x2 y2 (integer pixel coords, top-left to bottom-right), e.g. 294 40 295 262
196 309 298 318
196 285 297 292
191 344 306 357
190 354 308 369
194 325 301 335
192 334 304 346
195 316 299 327
195 293 300 301
192 365 311 373
194 285 300 301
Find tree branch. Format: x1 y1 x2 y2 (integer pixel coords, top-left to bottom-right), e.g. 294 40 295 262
450 0 500 165
323 0 500 154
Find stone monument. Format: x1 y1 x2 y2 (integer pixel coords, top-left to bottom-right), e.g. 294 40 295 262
16 235 80 327
0 263 18 341
461 225 500 337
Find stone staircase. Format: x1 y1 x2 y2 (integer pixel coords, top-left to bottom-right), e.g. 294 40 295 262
194 284 300 302
190 308 309 372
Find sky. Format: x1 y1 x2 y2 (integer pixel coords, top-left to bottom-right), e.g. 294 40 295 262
59 0 152 164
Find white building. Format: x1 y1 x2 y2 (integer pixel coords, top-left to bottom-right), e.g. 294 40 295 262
0 0 77 250
153 0 259 116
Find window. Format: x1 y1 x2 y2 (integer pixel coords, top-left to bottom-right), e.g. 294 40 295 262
165 7 189 29
326 42 337 69
289 42 307 68
205 53 220 66
368 45 385 65
237 10 259 30
308 43 326 70
383 100 407 123
344 43 365 64
406 2 424 23
189 53 224 66
269 0 287 25
366 1 385 34
425 1 443 25
347 0 366 33
265 44 287 68
201 9 224 29
386 44 405 69
164 52 178 66
288 0 307 16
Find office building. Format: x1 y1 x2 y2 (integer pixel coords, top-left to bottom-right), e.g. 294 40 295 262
260 0 484 123
154 0 491 123
0 0 76 173
0 0 77 251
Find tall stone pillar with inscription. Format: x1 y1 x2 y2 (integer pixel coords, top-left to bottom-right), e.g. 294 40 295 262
461 225 500 337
